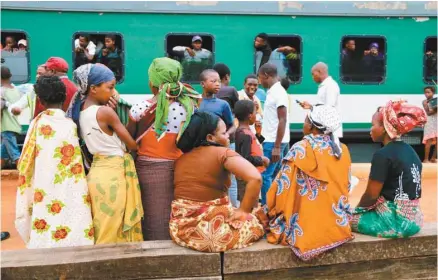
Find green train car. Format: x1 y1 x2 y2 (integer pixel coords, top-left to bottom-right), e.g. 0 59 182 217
1 1 437 161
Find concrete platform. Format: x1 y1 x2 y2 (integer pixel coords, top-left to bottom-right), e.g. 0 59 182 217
1 224 436 280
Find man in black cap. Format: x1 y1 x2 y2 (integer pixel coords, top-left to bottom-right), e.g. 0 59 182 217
172 35 212 61
172 35 213 80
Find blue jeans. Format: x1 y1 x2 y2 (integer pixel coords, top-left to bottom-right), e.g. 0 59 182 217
1 131 21 162
228 142 239 208
261 142 288 205
273 143 290 178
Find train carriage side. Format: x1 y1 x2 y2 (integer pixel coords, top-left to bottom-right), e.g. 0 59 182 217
1 2 437 161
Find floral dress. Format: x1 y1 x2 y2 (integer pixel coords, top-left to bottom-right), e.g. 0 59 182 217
15 109 94 248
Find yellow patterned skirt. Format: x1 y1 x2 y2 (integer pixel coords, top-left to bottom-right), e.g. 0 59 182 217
87 154 143 244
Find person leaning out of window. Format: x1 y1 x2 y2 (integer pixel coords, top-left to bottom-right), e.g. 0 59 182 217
97 34 122 81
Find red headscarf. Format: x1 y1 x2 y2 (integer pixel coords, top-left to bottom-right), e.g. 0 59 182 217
379 100 427 139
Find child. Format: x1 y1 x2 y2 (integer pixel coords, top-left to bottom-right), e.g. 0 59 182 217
422 86 437 163
234 100 269 206
71 63 143 244
97 34 122 81
15 76 94 248
1 66 22 169
199 69 235 134
199 69 239 207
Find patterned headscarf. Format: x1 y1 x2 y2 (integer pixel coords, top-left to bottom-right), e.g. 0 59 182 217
308 104 342 158
66 64 115 125
148 57 201 140
379 100 427 139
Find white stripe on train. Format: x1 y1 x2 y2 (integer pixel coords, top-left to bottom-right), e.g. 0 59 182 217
16 93 426 126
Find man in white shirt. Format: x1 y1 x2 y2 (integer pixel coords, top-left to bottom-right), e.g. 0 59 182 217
74 34 96 68
238 74 263 134
300 62 343 138
258 63 290 205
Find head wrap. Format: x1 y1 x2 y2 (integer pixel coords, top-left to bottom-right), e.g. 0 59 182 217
308 104 342 158
45 57 69 73
379 100 427 139
148 57 201 140
66 63 115 125
177 111 220 153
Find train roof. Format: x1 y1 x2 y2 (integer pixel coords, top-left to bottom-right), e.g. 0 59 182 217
1 1 437 17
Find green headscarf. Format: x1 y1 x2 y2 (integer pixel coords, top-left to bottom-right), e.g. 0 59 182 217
148 57 201 140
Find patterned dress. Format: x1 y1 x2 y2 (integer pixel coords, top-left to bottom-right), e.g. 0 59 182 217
258 134 354 261
15 109 94 248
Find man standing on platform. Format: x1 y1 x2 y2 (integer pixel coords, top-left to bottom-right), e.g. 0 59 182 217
257 63 289 205
299 62 343 138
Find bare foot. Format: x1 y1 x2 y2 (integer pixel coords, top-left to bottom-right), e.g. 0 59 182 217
423 160 430 163
431 158 437 163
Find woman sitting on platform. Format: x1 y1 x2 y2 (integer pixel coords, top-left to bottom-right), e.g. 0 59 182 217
351 100 426 238
258 105 354 261
170 111 264 252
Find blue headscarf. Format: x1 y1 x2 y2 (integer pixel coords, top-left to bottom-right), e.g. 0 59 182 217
66 64 115 125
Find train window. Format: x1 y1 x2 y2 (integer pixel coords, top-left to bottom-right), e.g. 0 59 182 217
165 34 214 83
253 33 302 84
424 37 437 84
72 32 124 83
1 31 30 83
340 36 386 84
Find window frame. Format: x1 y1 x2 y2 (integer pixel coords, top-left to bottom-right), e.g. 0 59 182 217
71 31 126 84
252 33 303 85
339 35 387 85
1 29 31 84
423 36 437 85
164 32 216 84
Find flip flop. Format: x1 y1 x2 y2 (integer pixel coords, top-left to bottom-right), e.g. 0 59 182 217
1 232 10 241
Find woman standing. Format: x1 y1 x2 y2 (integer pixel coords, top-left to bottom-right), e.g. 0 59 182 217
68 64 143 244
128 57 201 240
170 111 264 252
422 86 437 163
259 105 354 261
16 76 94 248
352 101 426 238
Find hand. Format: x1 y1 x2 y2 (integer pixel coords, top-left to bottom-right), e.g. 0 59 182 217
364 50 371 55
254 101 260 111
299 101 312 109
106 94 119 110
102 49 108 56
11 107 21 115
186 48 196 57
426 51 433 56
272 146 281 163
75 47 83 53
3 44 12 51
255 121 262 135
226 208 250 229
262 156 270 167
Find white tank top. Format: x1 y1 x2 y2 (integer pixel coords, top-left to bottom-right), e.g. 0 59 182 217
79 105 126 157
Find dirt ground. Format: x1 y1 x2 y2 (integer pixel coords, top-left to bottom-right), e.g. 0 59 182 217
1 166 436 251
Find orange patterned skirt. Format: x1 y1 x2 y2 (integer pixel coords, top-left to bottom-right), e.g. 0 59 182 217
169 196 264 252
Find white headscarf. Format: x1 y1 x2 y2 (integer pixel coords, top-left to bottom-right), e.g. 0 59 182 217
308 104 342 158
